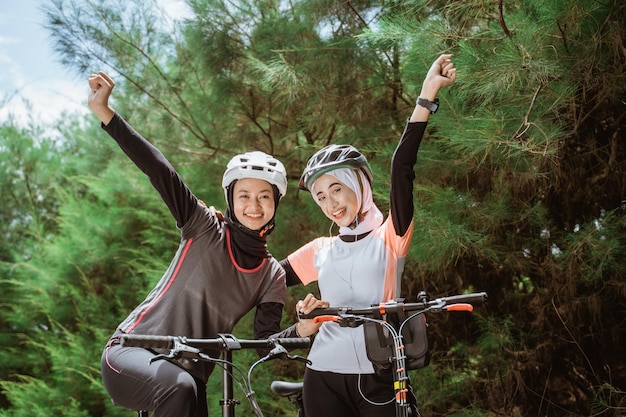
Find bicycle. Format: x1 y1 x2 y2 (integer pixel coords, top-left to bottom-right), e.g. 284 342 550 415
119 333 311 417
272 291 488 417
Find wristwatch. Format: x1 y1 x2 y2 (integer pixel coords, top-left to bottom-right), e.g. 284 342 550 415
416 97 439 114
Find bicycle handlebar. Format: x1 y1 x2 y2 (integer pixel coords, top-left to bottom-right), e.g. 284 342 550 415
438 292 487 305
120 333 312 351
298 291 487 319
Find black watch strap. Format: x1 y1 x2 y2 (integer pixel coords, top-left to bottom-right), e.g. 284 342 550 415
416 97 439 114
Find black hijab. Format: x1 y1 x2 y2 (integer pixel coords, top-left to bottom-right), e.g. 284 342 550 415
223 181 280 269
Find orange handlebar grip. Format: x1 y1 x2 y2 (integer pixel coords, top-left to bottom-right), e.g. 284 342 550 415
446 303 474 312
313 315 339 323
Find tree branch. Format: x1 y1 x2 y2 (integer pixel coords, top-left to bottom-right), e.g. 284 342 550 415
498 0 512 38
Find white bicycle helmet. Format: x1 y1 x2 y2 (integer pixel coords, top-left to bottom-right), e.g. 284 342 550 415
222 151 288 199
298 144 373 191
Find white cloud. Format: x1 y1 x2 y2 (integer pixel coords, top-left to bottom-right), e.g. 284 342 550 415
0 77 87 126
158 0 193 21
0 0 192 128
0 1 87 127
0 35 19 45
0 56 26 90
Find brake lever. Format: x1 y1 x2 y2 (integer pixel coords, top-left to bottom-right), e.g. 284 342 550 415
260 343 288 363
261 344 312 365
287 353 312 365
150 352 177 363
149 338 202 363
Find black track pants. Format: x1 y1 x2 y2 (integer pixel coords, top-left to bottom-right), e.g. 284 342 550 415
302 368 397 417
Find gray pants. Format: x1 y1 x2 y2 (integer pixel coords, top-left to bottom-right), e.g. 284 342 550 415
101 335 208 417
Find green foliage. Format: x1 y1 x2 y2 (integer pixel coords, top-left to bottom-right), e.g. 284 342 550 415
0 121 63 262
0 323 115 417
0 112 176 414
560 211 625 287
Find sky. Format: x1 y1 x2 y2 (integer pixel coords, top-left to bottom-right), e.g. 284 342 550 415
0 0 190 127
0 0 87 126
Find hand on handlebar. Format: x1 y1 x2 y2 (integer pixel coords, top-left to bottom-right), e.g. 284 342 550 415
297 291 488 320
296 293 330 337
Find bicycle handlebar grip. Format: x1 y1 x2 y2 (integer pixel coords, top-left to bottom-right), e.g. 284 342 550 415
313 315 339 323
441 292 487 306
446 303 474 312
120 334 175 349
272 337 312 350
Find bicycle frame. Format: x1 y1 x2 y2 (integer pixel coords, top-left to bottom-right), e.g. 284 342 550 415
298 291 488 417
120 333 311 417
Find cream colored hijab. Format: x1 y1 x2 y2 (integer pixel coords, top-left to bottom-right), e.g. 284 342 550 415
310 168 383 236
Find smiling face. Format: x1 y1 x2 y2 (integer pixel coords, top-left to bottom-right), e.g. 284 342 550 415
313 174 359 227
232 178 276 231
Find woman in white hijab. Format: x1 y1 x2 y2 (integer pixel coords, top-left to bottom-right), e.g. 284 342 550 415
280 54 456 417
